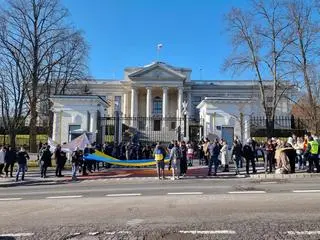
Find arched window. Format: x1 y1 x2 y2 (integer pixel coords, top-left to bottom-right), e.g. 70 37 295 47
153 96 162 114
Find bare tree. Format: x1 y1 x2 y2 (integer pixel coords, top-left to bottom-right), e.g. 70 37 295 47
224 0 294 136
0 0 88 151
0 46 29 147
286 0 320 133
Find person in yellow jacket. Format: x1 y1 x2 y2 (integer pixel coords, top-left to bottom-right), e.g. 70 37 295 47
154 142 166 179
306 136 320 173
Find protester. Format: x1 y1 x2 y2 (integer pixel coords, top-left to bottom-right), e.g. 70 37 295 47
154 142 166 180
208 139 220 176
180 141 188 176
283 137 297 173
40 145 52 178
0 145 5 175
169 140 181 180
242 138 257 175
71 147 83 180
16 147 29 181
265 139 275 173
203 138 210 165
305 136 320 173
4 146 16 178
220 140 229 172
55 144 66 177
187 141 194 167
294 137 305 170
231 140 242 175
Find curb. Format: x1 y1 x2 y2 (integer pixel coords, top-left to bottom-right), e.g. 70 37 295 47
0 179 70 188
250 173 320 179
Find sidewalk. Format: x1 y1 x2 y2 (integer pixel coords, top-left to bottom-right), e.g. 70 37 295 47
1 162 319 187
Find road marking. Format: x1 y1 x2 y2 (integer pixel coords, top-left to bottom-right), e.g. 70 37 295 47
167 192 203 195
106 193 141 197
104 231 131 235
0 233 34 237
46 195 83 199
179 230 236 235
261 181 277 184
287 231 320 235
0 198 22 201
228 191 266 194
118 231 131 234
88 232 99 236
292 190 320 193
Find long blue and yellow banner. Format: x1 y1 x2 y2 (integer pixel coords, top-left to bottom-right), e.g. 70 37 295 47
84 150 170 167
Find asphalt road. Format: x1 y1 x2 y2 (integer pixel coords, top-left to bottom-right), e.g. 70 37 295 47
0 178 320 240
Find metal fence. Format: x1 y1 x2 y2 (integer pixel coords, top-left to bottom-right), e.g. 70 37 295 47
250 115 310 137
97 116 202 145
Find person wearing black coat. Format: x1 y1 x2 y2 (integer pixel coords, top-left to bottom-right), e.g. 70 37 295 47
55 145 66 177
4 146 17 177
180 141 188 176
242 139 257 175
16 147 29 181
40 145 52 178
283 142 297 174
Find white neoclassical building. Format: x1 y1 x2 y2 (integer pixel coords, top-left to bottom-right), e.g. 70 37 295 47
50 61 294 145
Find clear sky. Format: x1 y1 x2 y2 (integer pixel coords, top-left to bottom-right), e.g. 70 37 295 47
62 0 253 80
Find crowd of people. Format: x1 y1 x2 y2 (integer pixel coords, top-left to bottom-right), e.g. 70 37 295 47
0 145 30 181
0 132 319 182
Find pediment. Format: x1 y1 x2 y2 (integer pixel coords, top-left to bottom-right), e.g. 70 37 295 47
128 63 186 81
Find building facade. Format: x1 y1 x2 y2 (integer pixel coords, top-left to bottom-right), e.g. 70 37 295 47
50 61 293 145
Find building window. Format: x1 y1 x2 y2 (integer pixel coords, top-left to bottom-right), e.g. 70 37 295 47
154 120 161 131
153 96 162 115
171 121 176 130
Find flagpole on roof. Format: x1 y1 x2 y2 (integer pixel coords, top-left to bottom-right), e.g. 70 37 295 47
157 43 163 62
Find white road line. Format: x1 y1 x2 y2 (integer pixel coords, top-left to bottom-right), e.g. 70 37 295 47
167 192 203 195
104 231 131 235
179 230 236 235
0 233 34 237
0 198 22 201
287 231 320 235
292 190 320 193
46 195 83 199
106 193 141 197
261 182 277 184
88 232 99 236
228 191 266 194
118 231 131 234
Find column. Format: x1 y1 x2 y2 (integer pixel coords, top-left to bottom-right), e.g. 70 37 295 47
162 87 168 129
122 92 128 117
186 92 192 140
177 87 183 118
52 111 59 142
130 88 137 127
90 110 97 143
244 115 251 142
187 92 192 116
146 87 152 129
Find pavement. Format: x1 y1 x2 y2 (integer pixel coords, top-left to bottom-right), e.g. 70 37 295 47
1 178 320 239
0 160 319 188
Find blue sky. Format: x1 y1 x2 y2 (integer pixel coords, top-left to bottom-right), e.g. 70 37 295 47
62 0 252 80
